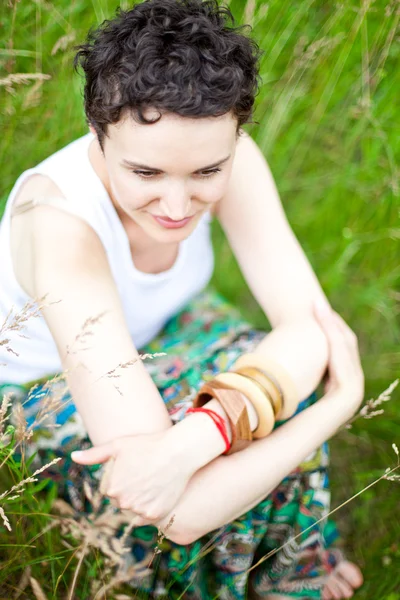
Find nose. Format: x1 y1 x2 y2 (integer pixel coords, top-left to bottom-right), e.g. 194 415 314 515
158 181 192 220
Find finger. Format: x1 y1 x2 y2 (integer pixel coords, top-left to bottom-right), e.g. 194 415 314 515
110 502 145 527
331 312 359 348
100 457 115 496
331 313 362 372
313 301 344 346
109 497 120 510
131 514 150 527
314 304 354 361
117 505 150 526
120 508 146 525
71 442 115 465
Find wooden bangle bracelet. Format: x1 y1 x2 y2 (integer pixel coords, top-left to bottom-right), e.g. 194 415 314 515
193 380 252 454
234 365 283 419
232 353 299 420
214 372 275 439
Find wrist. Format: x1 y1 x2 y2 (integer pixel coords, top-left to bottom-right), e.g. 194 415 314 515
164 389 261 474
164 399 231 473
319 390 360 424
185 393 260 465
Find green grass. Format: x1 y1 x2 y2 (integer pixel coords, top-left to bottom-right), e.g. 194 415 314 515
1 0 400 597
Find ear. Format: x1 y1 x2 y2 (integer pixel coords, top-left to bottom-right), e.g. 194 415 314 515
89 123 97 136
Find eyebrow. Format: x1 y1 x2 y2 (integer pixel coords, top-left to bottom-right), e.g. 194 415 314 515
121 155 231 173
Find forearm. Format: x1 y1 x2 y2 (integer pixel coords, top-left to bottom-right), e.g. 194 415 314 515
157 392 352 545
79 316 325 446
158 317 329 474
252 316 329 403
67 349 173 445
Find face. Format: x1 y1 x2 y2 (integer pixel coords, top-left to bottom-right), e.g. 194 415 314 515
92 109 238 244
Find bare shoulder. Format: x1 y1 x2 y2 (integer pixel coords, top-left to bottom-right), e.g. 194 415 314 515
12 173 65 208
226 130 261 190
210 130 255 218
233 129 258 162
213 130 260 219
10 174 107 298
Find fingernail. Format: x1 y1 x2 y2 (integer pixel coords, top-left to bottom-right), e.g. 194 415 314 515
71 451 82 459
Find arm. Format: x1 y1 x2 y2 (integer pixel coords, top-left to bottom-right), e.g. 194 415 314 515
156 303 365 545
214 131 334 329
149 314 330 484
72 311 331 540
14 177 172 445
156 390 353 545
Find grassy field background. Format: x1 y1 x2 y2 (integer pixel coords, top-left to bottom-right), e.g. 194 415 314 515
0 0 399 597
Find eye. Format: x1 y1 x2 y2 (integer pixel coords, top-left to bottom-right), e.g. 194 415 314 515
197 168 222 178
132 170 158 179
132 167 222 179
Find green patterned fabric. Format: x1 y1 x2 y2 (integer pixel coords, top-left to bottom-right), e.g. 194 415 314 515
1 287 343 599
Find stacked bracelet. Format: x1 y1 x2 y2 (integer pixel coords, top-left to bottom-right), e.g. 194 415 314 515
190 353 300 454
213 372 275 439
192 379 252 454
232 353 299 420
233 365 283 418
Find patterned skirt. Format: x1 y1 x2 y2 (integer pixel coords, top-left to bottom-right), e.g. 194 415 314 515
1 287 343 599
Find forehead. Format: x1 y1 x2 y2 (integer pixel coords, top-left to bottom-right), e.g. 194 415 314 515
106 110 238 161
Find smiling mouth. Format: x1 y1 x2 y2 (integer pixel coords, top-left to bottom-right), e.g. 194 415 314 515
151 214 195 229
153 215 194 222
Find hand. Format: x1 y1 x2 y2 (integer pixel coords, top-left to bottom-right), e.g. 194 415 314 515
313 300 365 415
71 431 194 526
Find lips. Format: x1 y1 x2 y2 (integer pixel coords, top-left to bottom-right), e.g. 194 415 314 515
152 214 193 229
154 215 193 222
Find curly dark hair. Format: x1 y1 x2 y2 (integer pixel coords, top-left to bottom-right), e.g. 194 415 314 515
74 0 262 147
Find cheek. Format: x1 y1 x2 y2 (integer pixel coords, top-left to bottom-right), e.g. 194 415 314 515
197 175 231 202
111 171 151 207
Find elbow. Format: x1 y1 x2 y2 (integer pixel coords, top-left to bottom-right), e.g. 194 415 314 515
155 515 200 546
276 315 330 393
164 527 199 546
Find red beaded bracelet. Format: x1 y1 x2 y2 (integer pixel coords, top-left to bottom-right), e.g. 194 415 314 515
186 406 231 454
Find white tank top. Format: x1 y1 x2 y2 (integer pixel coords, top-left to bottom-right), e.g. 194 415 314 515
0 132 214 384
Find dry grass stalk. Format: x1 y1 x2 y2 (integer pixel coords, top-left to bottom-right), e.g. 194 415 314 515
102 352 168 378
384 443 400 481
53 496 129 560
0 392 12 435
0 456 62 503
31 373 70 430
344 378 399 429
244 0 256 26
0 505 11 531
12 401 30 443
0 373 71 469
29 576 49 600
0 295 56 358
51 32 76 56
0 73 51 95
65 312 108 356
22 79 45 109
51 483 162 599
152 515 175 557
242 445 400 587
13 565 31 599
68 539 89 600
100 351 167 395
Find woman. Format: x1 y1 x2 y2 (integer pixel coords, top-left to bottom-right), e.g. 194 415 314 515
0 0 364 598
